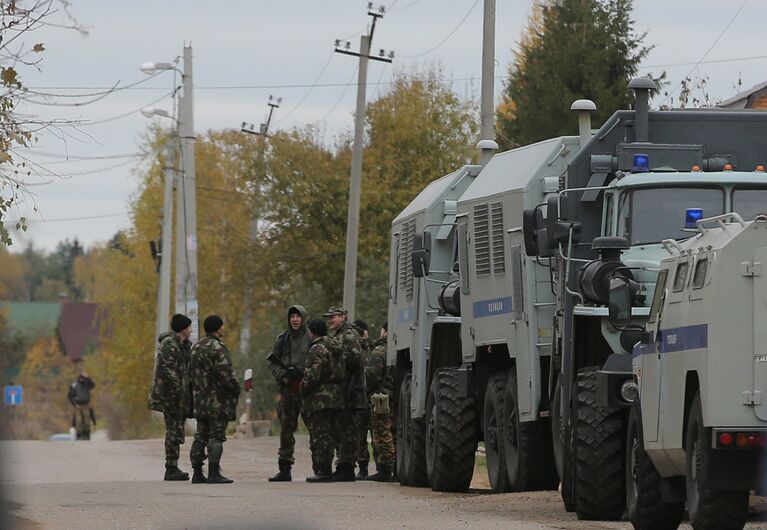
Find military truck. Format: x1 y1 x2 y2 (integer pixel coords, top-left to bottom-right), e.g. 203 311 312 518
388 77 767 518
608 212 767 530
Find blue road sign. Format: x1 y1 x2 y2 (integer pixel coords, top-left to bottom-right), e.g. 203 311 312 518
4 385 23 406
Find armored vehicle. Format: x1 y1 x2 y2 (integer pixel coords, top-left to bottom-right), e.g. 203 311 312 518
388 77 767 520
610 212 767 530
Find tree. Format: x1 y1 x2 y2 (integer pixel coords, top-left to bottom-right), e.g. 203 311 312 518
0 0 85 246
497 0 651 148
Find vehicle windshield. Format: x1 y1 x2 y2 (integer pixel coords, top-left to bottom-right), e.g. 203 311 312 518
619 187 724 245
732 188 767 220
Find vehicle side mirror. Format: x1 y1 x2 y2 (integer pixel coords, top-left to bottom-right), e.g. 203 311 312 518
536 228 550 258
546 195 582 248
244 368 253 392
412 232 432 278
522 209 539 256
608 277 632 327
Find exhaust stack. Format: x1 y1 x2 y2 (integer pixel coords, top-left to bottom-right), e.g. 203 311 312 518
629 77 655 143
477 139 499 167
570 99 596 149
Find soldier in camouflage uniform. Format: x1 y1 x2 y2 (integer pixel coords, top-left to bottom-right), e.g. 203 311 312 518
323 306 366 482
364 322 395 482
353 319 372 479
148 314 193 481
300 319 345 483
267 305 309 482
189 315 241 484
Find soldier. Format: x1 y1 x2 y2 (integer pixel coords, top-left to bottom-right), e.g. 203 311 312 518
267 305 309 482
148 313 193 481
353 319 372 479
364 322 395 482
300 319 345 483
68 372 95 441
323 306 365 482
189 315 241 484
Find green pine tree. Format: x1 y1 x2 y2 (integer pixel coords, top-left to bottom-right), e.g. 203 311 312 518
497 0 651 148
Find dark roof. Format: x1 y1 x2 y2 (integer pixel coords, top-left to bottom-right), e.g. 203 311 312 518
58 303 100 362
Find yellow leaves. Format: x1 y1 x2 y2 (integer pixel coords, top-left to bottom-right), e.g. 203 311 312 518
32 43 45 53
1 66 19 87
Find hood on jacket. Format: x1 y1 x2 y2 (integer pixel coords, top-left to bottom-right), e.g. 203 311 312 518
287 305 309 334
157 331 175 344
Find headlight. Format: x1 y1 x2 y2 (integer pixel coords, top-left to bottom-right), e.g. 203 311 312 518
620 380 639 403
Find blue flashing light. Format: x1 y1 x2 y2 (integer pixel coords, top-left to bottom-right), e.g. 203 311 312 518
685 208 704 229
631 153 650 173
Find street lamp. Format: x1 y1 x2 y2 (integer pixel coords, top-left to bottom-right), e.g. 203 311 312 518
140 45 199 342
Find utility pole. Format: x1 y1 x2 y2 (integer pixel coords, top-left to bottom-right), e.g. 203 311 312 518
175 44 199 341
479 0 497 166
239 96 281 354
335 3 394 320
155 140 176 342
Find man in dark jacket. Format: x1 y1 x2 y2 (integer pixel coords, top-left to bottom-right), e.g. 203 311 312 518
148 313 193 481
189 315 241 484
300 319 345 483
68 372 95 440
267 305 309 482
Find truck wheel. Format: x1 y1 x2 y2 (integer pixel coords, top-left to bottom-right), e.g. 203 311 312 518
483 372 511 492
504 368 559 491
573 366 627 520
396 373 428 487
425 368 478 492
685 393 749 530
626 401 683 530
551 377 575 511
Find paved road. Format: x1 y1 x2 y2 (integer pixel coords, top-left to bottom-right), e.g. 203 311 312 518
1 434 765 530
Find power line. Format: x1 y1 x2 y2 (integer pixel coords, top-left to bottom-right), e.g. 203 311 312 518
663 0 749 104
14 150 142 160
7 211 129 224
274 52 335 125
70 90 175 127
400 0 480 58
23 71 164 99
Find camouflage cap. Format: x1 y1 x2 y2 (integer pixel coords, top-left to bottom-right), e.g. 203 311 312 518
322 306 348 317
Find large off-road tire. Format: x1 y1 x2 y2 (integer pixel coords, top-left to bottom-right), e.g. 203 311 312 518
483 372 511 492
396 373 428 487
573 366 627 521
503 368 559 491
685 393 749 530
626 401 683 530
425 368 478 492
551 377 576 512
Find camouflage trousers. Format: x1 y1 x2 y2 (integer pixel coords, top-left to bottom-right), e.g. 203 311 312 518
306 408 339 472
370 411 395 466
335 408 364 467
163 412 185 466
190 418 228 467
277 393 303 465
356 409 371 466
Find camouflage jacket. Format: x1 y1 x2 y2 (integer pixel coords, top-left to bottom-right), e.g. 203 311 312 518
148 332 193 417
190 334 241 421
364 338 393 396
327 321 367 410
299 337 345 415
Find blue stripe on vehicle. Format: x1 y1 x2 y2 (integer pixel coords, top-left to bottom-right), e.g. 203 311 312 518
472 296 513 318
397 306 415 324
635 324 708 355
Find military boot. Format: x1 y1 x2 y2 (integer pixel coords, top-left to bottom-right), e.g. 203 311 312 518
191 465 207 484
306 466 333 483
364 463 393 482
164 464 190 481
268 459 292 482
355 462 368 480
207 463 233 484
332 463 356 482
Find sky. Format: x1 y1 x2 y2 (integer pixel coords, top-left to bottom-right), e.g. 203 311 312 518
5 0 763 252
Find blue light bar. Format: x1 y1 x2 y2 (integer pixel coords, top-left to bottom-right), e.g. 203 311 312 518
631 153 650 173
685 208 703 229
